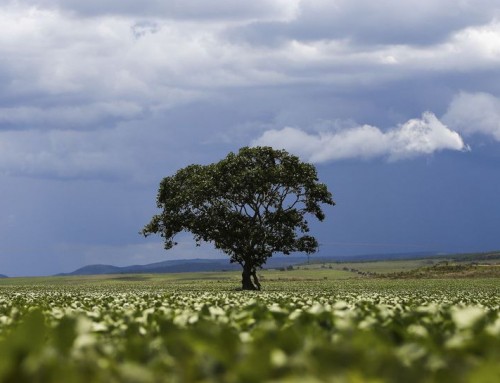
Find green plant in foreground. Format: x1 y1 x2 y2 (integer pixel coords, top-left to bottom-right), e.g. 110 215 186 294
0 279 499 382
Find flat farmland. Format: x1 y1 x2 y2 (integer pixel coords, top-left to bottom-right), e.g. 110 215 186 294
0 272 499 382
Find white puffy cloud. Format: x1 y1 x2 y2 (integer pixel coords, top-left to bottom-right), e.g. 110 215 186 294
443 92 500 141
0 7 214 101
252 112 467 163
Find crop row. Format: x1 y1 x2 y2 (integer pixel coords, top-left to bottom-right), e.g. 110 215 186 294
0 280 499 382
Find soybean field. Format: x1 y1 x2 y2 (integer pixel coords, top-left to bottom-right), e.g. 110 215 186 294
0 274 499 382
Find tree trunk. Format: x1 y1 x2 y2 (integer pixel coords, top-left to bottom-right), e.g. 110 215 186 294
251 269 261 291
241 263 258 290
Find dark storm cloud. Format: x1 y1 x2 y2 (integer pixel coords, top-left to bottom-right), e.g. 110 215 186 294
227 0 500 46
7 0 296 20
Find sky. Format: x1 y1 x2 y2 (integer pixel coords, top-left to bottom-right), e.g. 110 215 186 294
1 0 500 276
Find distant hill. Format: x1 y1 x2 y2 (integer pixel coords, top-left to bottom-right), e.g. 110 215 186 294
381 260 500 279
56 251 454 277
451 251 500 262
57 259 239 276
61 264 122 275
57 257 310 276
0 274 8 278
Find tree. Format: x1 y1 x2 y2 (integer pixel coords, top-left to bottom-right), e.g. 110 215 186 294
141 146 334 290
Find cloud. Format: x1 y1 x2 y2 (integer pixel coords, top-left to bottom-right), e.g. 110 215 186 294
443 92 500 141
229 0 500 46
0 6 213 98
252 112 467 163
0 102 143 130
0 128 128 179
0 108 223 180
5 0 299 21
2 3 500 104
0 1 498 182
1 3 499 121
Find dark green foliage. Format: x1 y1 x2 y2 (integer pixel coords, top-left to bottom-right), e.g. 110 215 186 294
142 147 334 289
0 279 499 383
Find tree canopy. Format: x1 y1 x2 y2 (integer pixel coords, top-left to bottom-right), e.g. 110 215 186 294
142 146 334 290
